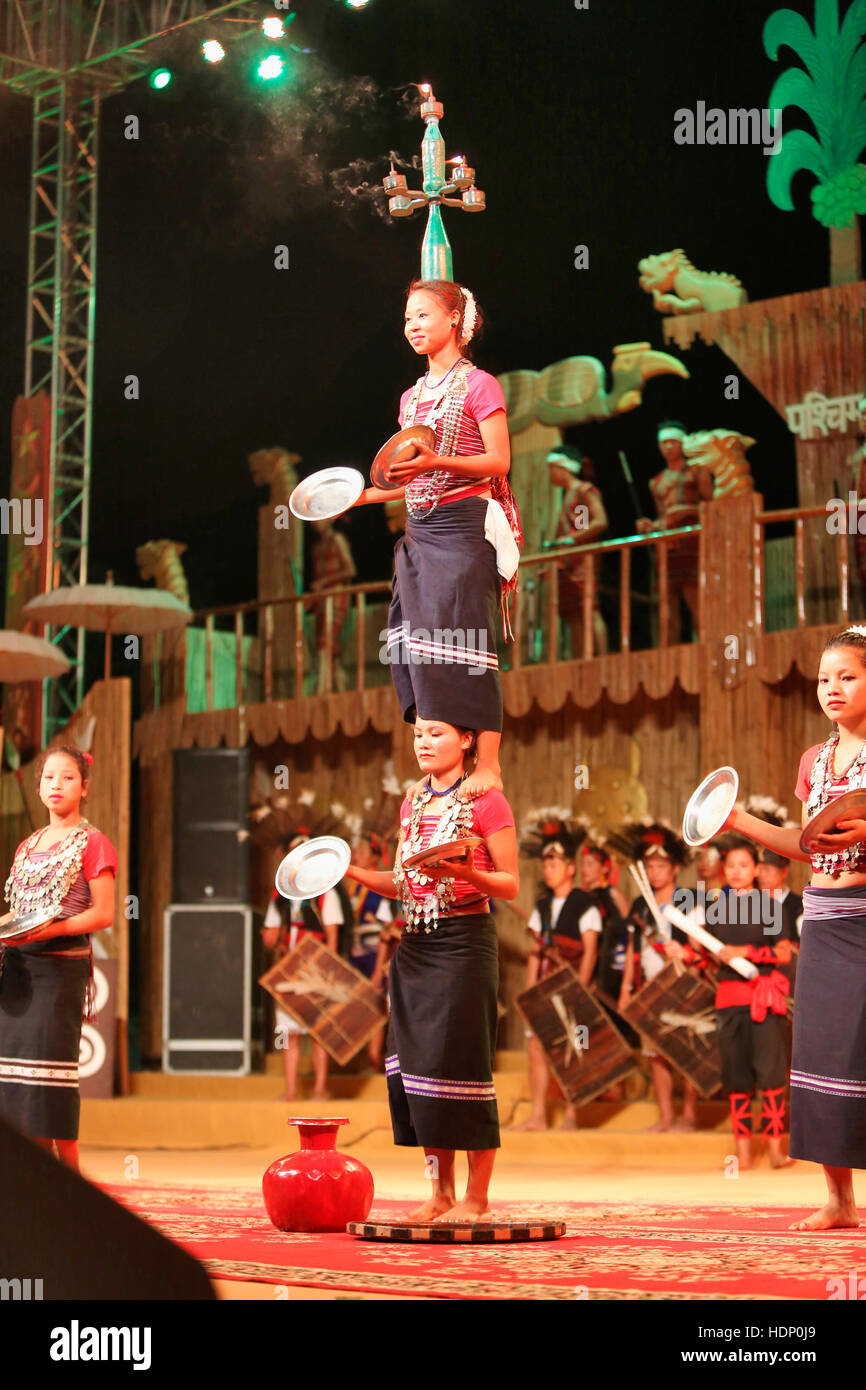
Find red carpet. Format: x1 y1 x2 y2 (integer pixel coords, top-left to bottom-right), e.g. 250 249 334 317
101 1184 866 1300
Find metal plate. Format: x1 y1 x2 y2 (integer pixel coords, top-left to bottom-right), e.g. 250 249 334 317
402 836 482 870
289 467 364 522
370 425 435 490
800 788 866 854
275 836 351 900
682 766 739 846
346 1217 566 1243
0 906 57 942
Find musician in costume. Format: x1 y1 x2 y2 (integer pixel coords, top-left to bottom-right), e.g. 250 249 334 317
724 625 866 1227
578 840 630 1001
512 832 602 1132
0 746 117 1171
355 280 522 800
747 796 803 995
636 421 713 643
546 444 609 657
345 716 518 1222
344 837 393 978
712 837 797 1171
261 844 342 1101
615 822 704 1132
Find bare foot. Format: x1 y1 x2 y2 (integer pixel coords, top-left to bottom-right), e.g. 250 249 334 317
311 1088 332 1102
671 1116 697 1132
558 1112 579 1131
789 1201 860 1231
433 1198 491 1224
278 1092 297 1103
457 762 503 800
643 1118 673 1133
405 1194 456 1223
406 776 428 802
510 1116 548 1132
769 1154 797 1170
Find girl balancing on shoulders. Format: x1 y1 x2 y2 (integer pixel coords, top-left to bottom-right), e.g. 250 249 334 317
354 279 522 801
0 746 117 1172
345 716 519 1223
721 626 866 1230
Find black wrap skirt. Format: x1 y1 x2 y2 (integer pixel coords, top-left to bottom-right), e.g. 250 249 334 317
0 947 89 1140
386 912 500 1151
789 886 866 1168
386 496 503 732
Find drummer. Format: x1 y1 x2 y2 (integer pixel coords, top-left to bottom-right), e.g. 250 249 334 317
261 847 343 1102
353 280 522 801
712 837 797 1171
345 715 519 1222
617 822 705 1132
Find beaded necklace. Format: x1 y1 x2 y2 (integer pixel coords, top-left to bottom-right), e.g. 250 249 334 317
806 734 866 876
394 781 475 933
5 820 91 918
401 357 472 520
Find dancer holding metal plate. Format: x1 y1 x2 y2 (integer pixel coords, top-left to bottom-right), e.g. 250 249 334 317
345 717 519 1222
0 746 116 1171
353 280 522 800
686 626 866 1229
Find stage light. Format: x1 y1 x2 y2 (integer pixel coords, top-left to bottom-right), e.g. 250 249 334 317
344 0 371 8
201 40 226 63
262 17 286 38
149 68 173 90
257 54 286 81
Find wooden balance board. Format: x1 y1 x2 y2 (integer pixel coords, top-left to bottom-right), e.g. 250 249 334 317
346 1217 566 1243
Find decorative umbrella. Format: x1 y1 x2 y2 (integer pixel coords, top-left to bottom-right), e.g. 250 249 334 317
0 631 72 828
23 579 192 679
0 630 71 683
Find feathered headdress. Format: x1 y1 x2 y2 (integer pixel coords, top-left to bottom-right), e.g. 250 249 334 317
518 807 603 860
604 817 691 868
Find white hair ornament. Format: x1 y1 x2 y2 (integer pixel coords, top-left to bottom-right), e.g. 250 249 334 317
459 287 477 344
843 624 866 638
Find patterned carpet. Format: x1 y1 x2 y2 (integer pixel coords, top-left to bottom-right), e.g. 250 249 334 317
101 1185 866 1300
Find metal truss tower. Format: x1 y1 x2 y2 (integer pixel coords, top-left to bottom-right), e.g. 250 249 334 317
0 1 258 737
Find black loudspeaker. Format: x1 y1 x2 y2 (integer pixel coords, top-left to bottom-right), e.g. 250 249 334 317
163 904 254 1073
172 748 250 903
0 1116 215 1299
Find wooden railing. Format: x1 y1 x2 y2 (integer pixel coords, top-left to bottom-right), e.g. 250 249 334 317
143 503 859 714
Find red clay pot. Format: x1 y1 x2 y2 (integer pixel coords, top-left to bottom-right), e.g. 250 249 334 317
262 1116 375 1233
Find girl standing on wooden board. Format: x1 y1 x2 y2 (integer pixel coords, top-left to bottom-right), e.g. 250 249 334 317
345 716 519 1222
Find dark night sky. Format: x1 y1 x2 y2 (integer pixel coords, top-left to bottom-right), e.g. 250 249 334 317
0 0 856 620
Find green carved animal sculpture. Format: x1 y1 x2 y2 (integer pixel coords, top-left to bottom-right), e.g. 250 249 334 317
638 249 748 315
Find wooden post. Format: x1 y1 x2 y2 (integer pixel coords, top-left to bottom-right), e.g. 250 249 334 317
264 604 274 702
752 498 764 635
323 596 334 694
356 592 366 691
837 529 850 625
511 580 523 670
795 518 806 628
546 561 558 663
234 611 244 707
582 552 593 660
619 547 631 653
205 614 214 712
294 599 304 702
656 541 669 649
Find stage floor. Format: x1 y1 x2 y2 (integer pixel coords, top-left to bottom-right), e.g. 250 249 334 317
80 1143 861 1301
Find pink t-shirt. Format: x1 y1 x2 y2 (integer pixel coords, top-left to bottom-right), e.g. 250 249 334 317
399 788 514 908
399 369 506 505
794 742 858 805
